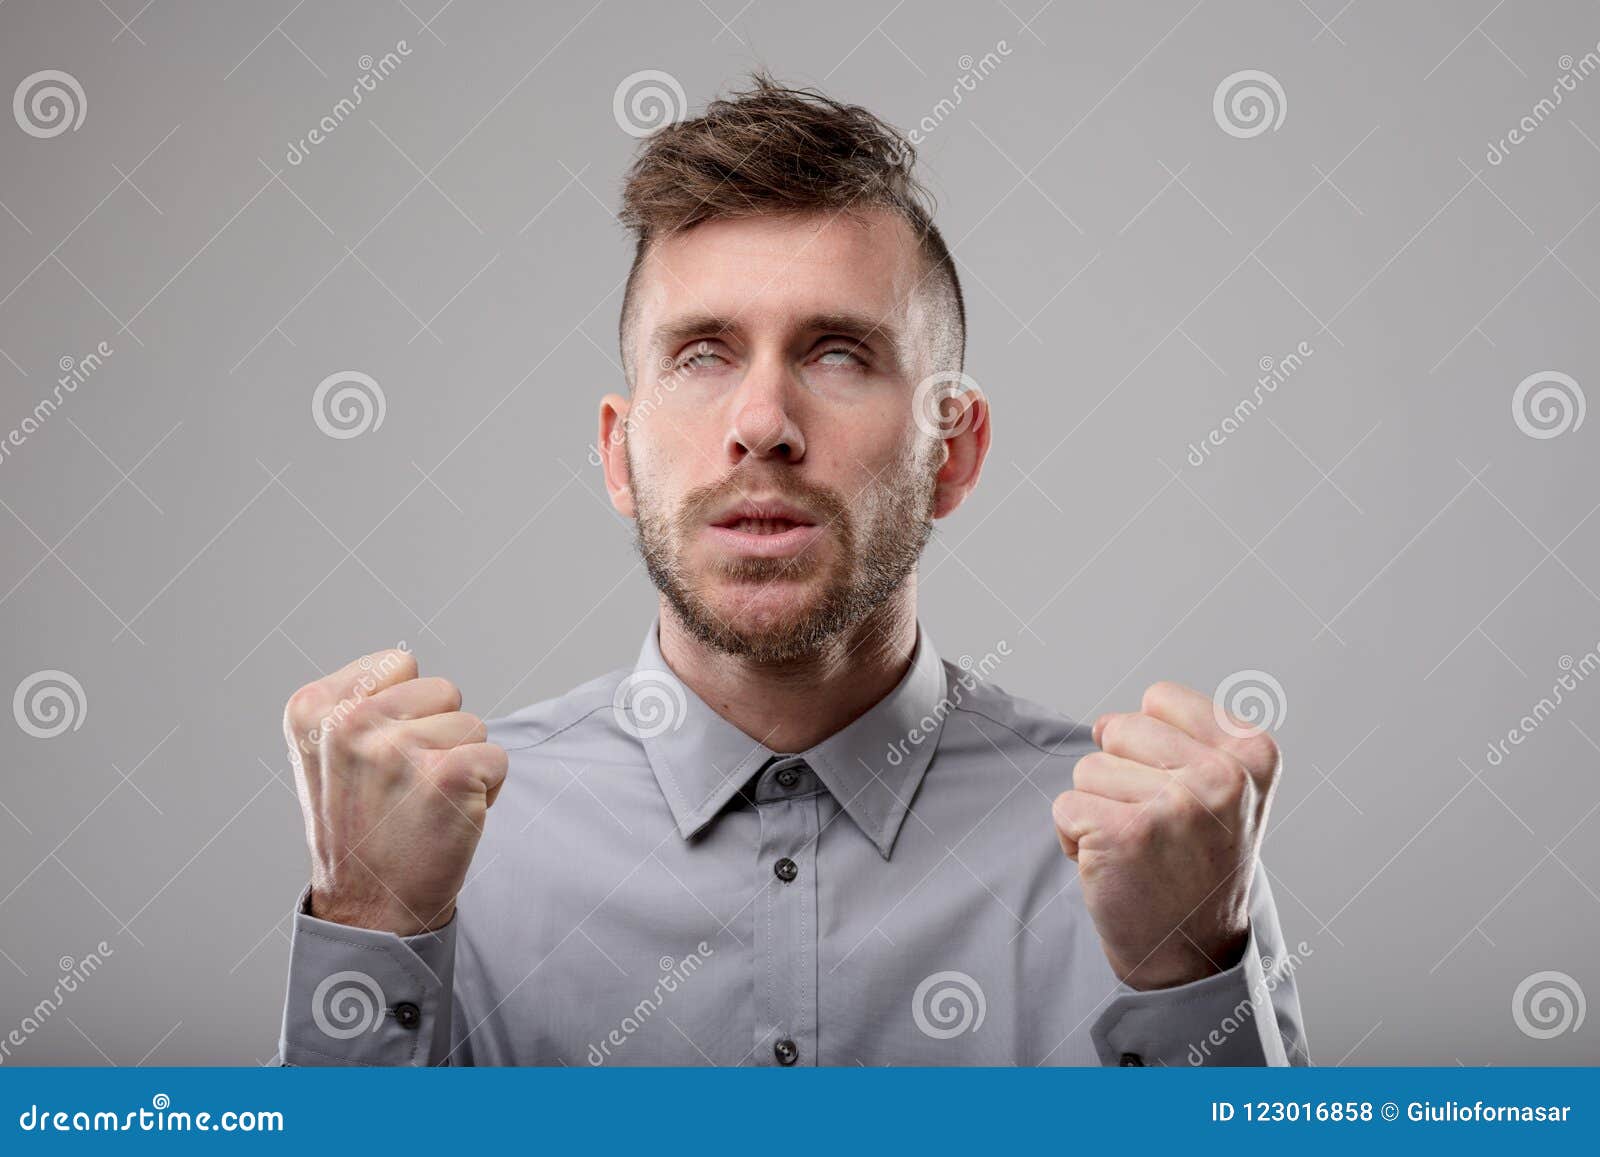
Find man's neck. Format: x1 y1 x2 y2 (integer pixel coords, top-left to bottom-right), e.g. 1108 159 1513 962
657 589 919 753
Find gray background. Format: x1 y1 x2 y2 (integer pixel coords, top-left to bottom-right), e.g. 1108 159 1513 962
1 0 1597 1066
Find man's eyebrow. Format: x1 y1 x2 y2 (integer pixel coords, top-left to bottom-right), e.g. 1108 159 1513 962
650 313 741 353
804 311 901 350
649 311 902 354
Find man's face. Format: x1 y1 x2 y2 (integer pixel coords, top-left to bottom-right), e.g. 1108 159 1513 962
600 208 978 663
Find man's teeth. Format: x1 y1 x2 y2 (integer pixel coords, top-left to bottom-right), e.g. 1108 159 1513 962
731 518 797 534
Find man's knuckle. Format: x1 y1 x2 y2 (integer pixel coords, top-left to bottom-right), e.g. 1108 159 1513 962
1141 681 1178 713
1237 731 1281 774
432 678 463 710
284 683 330 733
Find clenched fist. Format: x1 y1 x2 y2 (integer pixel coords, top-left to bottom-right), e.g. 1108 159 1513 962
284 648 508 937
1052 681 1282 991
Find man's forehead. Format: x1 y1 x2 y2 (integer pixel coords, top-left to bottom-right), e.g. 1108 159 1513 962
635 209 925 334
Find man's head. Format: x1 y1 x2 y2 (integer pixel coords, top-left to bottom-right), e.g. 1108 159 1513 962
599 74 989 664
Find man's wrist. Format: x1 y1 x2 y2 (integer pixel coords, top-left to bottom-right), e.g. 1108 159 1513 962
1112 926 1250 991
306 885 451 938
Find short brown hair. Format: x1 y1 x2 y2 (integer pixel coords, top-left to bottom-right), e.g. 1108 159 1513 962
616 72 965 385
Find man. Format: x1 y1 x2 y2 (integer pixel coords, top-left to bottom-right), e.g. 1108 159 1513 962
278 76 1308 1067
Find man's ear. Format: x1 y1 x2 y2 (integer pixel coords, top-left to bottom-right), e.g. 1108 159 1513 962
598 393 637 519
931 390 990 519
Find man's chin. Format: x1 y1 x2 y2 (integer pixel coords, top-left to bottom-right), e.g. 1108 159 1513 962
682 579 847 662
703 579 826 635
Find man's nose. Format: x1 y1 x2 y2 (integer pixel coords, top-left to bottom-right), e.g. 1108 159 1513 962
726 367 805 464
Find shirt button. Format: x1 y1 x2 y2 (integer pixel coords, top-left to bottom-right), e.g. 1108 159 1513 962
1119 1052 1144 1066
776 766 801 790
394 1002 421 1030
774 1038 799 1065
773 857 798 883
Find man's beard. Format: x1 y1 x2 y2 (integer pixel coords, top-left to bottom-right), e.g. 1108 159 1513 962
631 452 938 664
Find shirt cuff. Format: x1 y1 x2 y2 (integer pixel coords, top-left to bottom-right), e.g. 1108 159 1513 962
278 886 457 1066
1089 923 1290 1067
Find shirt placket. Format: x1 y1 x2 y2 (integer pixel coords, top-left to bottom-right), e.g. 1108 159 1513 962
752 756 819 1066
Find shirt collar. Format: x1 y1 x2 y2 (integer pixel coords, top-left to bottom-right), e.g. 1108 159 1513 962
629 619 948 860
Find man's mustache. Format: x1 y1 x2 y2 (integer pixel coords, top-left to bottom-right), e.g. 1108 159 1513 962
672 471 850 534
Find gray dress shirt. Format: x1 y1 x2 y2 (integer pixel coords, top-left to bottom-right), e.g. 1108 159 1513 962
279 623 1308 1067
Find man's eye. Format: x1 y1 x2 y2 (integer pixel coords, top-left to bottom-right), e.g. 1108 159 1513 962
815 347 865 367
677 350 725 370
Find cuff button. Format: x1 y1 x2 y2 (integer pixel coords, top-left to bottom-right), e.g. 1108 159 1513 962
1119 1052 1144 1066
393 1001 422 1030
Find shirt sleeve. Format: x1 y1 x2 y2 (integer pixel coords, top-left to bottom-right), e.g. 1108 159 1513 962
1089 862 1310 1067
277 886 459 1066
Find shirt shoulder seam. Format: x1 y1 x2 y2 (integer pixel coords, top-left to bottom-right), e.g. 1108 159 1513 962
495 702 614 753
950 704 1087 759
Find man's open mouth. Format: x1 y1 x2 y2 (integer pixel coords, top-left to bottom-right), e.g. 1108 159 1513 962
704 500 824 557
715 516 810 534
710 502 816 533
